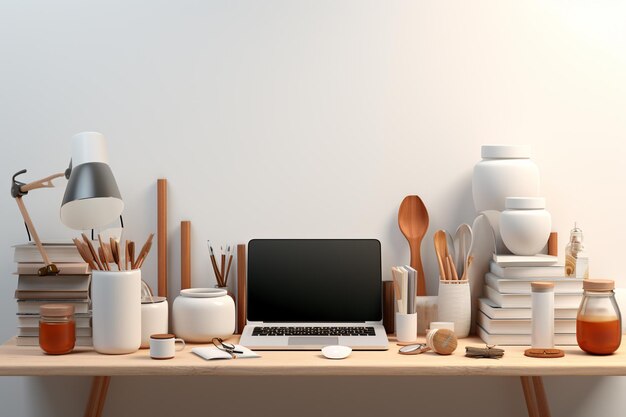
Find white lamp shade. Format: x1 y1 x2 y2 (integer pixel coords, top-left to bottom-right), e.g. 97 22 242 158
60 132 124 230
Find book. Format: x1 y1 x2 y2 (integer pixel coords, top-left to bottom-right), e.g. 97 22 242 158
477 325 577 346
16 336 93 347
16 263 90 275
484 273 583 294
13 243 83 263
15 290 89 300
18 327 92 337
17 314 91 328
16 275 91 292
478 298 578 320
492 254 558 267
477 311 576 334
16 300 90 314
484 286 582 309
490 262 565 279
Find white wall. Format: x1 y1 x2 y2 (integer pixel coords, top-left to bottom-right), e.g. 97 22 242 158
1 1 626 416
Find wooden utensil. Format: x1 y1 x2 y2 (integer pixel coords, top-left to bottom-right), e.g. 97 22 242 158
82 233 103 271
433 230 448 280
110 238 120 270
135 234 154 269
125 240 130 271
73 238 97 270
97 235 110 270
447 255 459 281
129 241 136 269
453 224 473 280
398 195 429 296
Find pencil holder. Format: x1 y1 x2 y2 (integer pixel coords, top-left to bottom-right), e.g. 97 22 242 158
437 280 471 338
92 269 142 354
395 312 418 343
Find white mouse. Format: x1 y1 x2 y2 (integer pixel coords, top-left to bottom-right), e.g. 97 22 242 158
321 345 352 360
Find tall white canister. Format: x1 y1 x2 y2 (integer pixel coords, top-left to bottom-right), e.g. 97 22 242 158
531 282 555 349
472 145 541 213
92 269 142 354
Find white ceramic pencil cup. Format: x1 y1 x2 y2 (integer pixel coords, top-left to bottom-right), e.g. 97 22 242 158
437 280 471 338
395 312 418 343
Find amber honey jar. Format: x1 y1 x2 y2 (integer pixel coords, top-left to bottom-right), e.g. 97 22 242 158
39 304 76 355
576 280 622 355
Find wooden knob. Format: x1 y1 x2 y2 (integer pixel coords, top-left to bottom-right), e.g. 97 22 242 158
426 328 458 355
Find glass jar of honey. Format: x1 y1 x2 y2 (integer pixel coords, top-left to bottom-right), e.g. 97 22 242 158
576 279 622 355
39 304 76 355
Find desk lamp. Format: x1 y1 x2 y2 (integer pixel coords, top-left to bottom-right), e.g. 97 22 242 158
11 132 124 275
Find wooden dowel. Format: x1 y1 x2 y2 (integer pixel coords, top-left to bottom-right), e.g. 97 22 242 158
236 244 246 334
15 197 51 266
181 221 191 290
157 178 168 297
548 232 558 257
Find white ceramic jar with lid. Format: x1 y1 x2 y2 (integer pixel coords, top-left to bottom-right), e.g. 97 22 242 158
472 145 540 212
499 197 551 256
531 282 555 349
172 288 235 342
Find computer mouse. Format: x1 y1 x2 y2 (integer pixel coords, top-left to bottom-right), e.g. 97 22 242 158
321 345 352 360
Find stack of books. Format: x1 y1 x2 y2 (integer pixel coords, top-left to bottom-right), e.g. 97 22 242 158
13 243 93 347
477 254 583 345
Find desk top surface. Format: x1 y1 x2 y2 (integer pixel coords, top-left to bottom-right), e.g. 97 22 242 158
1 336 625 377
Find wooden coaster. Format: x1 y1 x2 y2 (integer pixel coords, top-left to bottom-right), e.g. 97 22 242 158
524 348 565 358
396 340 421 346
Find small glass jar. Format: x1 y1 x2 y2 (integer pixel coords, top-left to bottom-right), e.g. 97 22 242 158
39 304 76 355
576 280 622 355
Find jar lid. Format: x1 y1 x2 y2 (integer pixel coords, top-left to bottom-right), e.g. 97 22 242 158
180 288 227 298
40 304 75 317
481 145 531 159
150 333 175 340
141 296 167 304
505 197 546 210
583 279 614 291
531 282 555 292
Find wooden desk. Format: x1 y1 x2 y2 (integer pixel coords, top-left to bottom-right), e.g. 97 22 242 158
1 336 624 417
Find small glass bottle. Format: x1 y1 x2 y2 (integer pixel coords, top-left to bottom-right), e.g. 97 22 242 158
531 282 555 349
565 224 588 278
576 279 622 355
39 304 76 355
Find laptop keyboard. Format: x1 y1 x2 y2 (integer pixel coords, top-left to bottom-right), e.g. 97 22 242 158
251 326 377 337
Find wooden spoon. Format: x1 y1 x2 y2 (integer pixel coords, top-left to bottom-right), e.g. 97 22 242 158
433 230 448 280
398 195 429 295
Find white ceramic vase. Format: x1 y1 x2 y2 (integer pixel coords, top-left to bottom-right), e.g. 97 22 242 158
172 288 235 343
141 297 169 348
92 270 142 354
500 197 552 256
437 280 471 338
472 145 540 212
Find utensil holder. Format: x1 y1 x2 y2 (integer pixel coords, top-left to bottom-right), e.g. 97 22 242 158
395 312 418 343
437 280 471 338
92 269 141 354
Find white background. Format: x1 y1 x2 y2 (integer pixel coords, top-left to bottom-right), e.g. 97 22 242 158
1 1 626 416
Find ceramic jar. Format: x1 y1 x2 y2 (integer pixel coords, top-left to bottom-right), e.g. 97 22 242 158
141 297 169 348
172 288 235 342
92 269 142 354
472 145 540 212
500 197 551 256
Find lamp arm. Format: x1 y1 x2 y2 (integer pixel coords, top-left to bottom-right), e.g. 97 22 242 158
20 172 65 193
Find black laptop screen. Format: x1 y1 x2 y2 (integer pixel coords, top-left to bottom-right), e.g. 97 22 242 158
247 239 382 322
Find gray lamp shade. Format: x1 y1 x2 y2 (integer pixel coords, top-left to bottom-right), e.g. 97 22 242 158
60 132 124 230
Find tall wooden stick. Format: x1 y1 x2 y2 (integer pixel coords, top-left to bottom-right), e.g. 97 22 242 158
157 179 168 297
181 221 191 290
236 244 247 334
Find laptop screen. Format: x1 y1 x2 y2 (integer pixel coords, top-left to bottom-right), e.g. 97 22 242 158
247 239 382 323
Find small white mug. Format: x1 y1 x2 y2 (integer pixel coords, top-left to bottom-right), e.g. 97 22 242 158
149 334 185 359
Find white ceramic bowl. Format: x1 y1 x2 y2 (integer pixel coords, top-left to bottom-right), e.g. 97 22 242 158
172 288 235 343
500 197 551 256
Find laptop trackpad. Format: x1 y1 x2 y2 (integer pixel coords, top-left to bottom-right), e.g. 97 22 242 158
288 337 338 346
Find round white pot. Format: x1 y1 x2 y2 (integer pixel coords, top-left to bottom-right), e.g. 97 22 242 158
472 145 540 212
92 270 142 354
140 297 169 348
500 197 552 256
172 288 235 343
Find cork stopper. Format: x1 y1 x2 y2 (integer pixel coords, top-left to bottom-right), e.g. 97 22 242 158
150 334 175 340
531 282 555 292
40 304 74 317
583 279 614 291
426 328 458 355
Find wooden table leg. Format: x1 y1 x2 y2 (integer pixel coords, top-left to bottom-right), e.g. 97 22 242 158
84 376 111 417
520 376 540 417
532 376 551 417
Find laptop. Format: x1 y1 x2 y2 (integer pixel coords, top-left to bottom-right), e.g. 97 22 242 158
239 239 389 350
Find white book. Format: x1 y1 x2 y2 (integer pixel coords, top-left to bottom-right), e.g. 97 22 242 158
16 300 90 314
490 262 565 279
18 327 92 337
485 273 583 294
492 254 558 267
477 325 577 346
13 243 83 263
478 298 578 320
477 311 576 334
17 314 91 328
16 336 93 347
484 286 582 309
